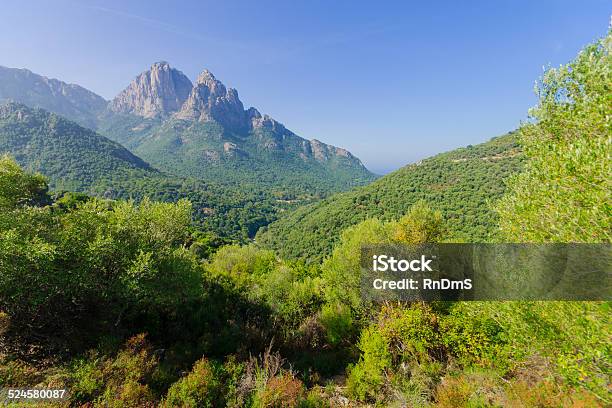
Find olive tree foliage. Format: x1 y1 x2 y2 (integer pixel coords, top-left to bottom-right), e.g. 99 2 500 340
0 157 202 356
322 201 446 312
497 29 611 243
0 154 49 209
319 201 447 343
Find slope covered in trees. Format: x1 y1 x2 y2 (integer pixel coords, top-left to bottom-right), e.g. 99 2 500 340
257 133 523 261
0 102 154 192
0 24 609 408
128 117 377 199
0 103 282 239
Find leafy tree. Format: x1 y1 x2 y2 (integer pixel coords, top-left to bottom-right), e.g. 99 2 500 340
496 29 611 243
393 200 446 243
321 218 392 314
0 154 49 209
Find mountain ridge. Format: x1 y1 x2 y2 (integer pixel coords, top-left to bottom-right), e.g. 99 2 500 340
0 102 152 192
0 63 375 194
101 62 376 195
0 65 108 129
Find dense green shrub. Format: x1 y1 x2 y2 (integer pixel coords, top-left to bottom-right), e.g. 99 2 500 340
207 245 276 282
252 264 323 334
346 327 391 401
70 334 159 407
439 305 507 367
347 303 442 403
321 218 392 316
318 303 354 347
0 158 203 356
392 200 446 244
162 358 224 408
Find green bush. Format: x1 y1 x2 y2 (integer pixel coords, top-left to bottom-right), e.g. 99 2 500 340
70 334 159 407
346 326 391 401
377 303 442 363
392 200 446 244
207 245 276 282
162 358 224 408
252 263 323 333
319 302 354 347
321 218 392 315
439 304 507 367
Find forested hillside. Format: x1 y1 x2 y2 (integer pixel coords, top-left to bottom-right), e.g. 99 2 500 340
0 24 609 408
129 118 376 199
0 103 282 239
258 133 523 261
0 62 377 200
0 102 153 192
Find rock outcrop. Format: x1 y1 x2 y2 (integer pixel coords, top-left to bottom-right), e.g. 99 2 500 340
109 62 192 118
175 69 246 130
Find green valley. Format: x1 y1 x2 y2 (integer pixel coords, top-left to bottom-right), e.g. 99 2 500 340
257 132 524 262
0 16 609 408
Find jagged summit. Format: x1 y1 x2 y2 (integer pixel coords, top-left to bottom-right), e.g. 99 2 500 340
195 69 219 86
109 62 193 118
175 68 246 130
0 63 376 210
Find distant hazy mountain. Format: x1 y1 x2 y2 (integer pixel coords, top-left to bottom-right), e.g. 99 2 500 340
0 65 107 129
100 62 376 196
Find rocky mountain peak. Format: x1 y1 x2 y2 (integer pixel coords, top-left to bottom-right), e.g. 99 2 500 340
109 62 193 118
195 69 219 87
175 68 246 130
247 107 286 133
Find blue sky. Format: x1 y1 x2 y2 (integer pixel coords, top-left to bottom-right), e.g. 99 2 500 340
1 1 609 173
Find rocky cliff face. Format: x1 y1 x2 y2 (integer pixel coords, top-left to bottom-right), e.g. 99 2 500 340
0 62 368 169
109 62 192 118
175 69 246 130
101 62 370 170
0 65 108 129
